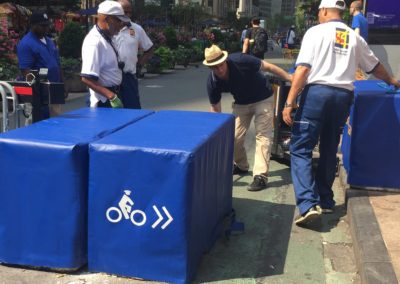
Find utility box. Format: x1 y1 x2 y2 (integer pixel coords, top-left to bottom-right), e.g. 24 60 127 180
88 110 235 283
0 108 153 269
342 80 400 189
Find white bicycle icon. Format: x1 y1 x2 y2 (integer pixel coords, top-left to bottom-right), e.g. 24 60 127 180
106 190 147 226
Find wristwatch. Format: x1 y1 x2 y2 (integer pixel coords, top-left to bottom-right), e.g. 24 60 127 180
284 102 296 108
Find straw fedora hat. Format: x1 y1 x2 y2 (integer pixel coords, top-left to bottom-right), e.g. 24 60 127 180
203 45 228 67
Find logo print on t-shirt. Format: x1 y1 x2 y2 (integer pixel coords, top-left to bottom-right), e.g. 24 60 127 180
335 28 349 49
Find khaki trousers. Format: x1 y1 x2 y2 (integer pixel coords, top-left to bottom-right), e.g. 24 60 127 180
232 98 273 178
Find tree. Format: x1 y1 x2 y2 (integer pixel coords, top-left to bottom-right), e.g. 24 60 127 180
58 22 85 58
8 0 80 12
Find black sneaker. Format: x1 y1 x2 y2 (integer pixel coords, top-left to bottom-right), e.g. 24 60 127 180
247 175 267 191
233 164 248 175
294 206 321 226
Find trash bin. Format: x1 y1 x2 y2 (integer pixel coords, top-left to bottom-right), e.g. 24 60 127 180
0 108 153 269
88 110 235 283
342 80 400 189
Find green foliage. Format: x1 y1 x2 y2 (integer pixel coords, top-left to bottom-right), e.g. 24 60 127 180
190 45 203 62
164 26 178 49
145 55 162 74
0 59 19 81
226 12 251 30
58 22 85 58
211 29 223 43
60 57 81 78
173 45 191 66
154 46 174 70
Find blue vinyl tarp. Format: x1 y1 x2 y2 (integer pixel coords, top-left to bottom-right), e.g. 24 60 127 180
88 110 235 283
0 108 153 269
341 80 400 189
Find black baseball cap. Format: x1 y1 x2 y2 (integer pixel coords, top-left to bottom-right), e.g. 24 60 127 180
30 11 51 26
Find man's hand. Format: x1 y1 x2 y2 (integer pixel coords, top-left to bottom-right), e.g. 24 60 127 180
282 106 294 126
110 95 124 108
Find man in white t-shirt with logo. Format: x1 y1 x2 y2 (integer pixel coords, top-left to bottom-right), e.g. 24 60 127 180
114 0 154 109
81 1 129 108
282 0 400 226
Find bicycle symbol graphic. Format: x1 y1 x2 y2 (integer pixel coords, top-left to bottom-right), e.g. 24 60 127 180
106 190 147 226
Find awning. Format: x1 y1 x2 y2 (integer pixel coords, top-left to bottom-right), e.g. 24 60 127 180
78 6 97 16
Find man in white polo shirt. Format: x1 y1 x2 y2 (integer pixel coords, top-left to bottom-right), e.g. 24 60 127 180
81 0 130 108
114 0 154 109
282 0 400 226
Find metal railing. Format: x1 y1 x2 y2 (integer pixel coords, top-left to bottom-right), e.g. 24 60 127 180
0 81 29 133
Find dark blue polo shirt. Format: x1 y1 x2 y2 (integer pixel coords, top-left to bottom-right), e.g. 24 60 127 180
17 31 61 82
207 53 271 105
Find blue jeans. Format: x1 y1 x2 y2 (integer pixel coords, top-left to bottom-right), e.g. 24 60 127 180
119 72 141 109
290 84 353 215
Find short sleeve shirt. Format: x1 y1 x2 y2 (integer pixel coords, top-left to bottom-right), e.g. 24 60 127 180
81 26 122 106
207 53 272 105
17 31 61 82
295 21 379 91
114 21 153 74
351 13 368 41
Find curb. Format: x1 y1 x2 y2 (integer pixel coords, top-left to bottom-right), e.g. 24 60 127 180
339 166 398 284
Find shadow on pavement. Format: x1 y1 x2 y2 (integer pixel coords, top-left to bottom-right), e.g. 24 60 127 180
194 197 296 282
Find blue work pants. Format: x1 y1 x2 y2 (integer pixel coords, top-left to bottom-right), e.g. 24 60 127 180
119 72 141 109
290 84 353 215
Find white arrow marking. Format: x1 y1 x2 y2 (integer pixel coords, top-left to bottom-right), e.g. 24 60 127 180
152 205 163 229
161 206 173 229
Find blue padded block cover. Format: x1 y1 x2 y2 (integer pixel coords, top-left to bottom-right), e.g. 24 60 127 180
343 80 400 188
0 108 153 269
88 110 235 283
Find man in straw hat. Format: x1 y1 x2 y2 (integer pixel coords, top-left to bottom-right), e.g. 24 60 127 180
203 44 292 191
282 0 400 227
81 0 130 108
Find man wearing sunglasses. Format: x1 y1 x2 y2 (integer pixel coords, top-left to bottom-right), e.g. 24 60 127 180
81 0 130 108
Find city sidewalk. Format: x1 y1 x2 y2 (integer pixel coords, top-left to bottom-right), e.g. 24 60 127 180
339 167 400 284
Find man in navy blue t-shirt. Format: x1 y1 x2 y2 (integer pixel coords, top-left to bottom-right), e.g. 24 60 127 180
17 11 63 118
204 45 292 191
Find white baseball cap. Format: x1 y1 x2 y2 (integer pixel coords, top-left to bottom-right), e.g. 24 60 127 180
97 0 130 22
319 0 346 10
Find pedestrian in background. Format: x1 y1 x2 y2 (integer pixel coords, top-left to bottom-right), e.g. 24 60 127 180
240 25 248 49
350 1 368 41
242 17 269 59
17 11 63 118
114 0 154 109
286 25 296 49
350 0 369 80
282 0 400 227
203 45 292 191
80 0 129 108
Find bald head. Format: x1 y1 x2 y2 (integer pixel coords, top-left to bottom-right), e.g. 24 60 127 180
351 1 362 11
350 1 363 16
